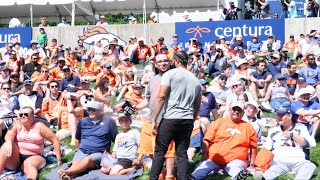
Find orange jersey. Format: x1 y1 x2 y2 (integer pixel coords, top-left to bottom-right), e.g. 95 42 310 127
42 93 66 118
136 45 152 60
96 72 119 87
204 118 257 165
50 67 64 80
80 62 97 77
58 106 84 129
124 91 143 105
153 42 166 53
66 57 78 69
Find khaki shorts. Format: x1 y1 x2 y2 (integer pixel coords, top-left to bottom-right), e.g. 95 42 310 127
56 129 71 140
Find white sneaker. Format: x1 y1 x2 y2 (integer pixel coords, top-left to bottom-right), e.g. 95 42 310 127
253 169 263 180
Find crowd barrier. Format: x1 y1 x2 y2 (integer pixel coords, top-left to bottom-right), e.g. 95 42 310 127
0 18 319 49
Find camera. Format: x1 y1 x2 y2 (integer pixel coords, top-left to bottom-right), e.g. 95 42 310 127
84 94 93 104
1 113 17 130
121 101 135 117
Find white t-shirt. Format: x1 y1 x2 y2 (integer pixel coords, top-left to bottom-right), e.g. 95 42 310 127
113 129 140 160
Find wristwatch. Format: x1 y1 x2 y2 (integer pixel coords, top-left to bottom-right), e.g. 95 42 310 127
290 131 294 138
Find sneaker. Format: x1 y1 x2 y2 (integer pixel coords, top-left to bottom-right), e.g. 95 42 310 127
235 169 250 180
253 169 263 180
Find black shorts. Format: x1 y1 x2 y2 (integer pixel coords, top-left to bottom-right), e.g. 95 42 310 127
116 158 133 169
19 154 45 167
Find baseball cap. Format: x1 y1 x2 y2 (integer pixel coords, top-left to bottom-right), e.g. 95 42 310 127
297 77 306 82
245 101 259 109
275 74 284 80
236 58 248 67
7 43 13 47
219 74 228 80
236 46 243 51
159 37 164 41
160 45 168 50
132 84 143 89
121 56 130 61
276 106 291 115
231 102 244 111
0 61 6 66
252 34 258 38
267 43 273 48
0 66 8 71
65 45 71 50
62 65 69 70
247 54 256 61
87 100 103 110
172 34 178 38
82 54 91 61
118 113 132 121
219 35 225 39
290 34 294 38
130 36 136 40
198 79 209 85
58 57 66 62
100 15 106 19
103 63 112 68
272 54 280 59
30 40 38 44
298 88 311 97
80 77 90 84
24 79 33 85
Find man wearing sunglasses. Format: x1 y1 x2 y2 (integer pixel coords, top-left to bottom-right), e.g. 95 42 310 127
58 100 118 179
49 57 66 81
21 54 42 82
59 66 80 93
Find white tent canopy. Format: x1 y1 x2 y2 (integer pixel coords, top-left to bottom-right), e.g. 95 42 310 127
0 0 220 25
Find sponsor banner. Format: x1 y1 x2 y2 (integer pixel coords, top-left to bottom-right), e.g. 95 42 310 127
269 0 306 18
175 19 285 49
0 27 32 48
78 26 126 46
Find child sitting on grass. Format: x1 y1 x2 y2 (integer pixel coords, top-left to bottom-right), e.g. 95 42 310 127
100 113 140 175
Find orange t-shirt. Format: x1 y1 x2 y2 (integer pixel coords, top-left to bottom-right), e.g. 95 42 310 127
204 118 257 165
50 67 64 80
58 106 84 129
80 62 97 77
66 57 78 69
97 72 119 87
42 93 66 118
124 91 143 105
136 45 152 60
153 42 166 53
283 41 298 52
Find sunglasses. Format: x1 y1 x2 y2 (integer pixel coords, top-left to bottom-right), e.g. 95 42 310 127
278 78 285 81
232 84 241 88
41 70 48 73
157 59 170 64
220 78 227 81
308 58 315 61
19 113 29 117
2 87 10 90
87 107 97 112
11 76 19 79
63 69 70 72
51 85 58 88
106 67 112 69
58 61 65 64
70 98 76 101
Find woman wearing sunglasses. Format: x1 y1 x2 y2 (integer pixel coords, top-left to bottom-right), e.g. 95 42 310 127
0 106 62 179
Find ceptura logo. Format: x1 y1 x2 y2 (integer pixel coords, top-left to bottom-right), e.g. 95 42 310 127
185 26 211 38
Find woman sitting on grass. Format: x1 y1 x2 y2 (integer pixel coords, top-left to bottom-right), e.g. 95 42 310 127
56 92 84 146
0 106 62 180
93 77 113 114
117 68 138 101
100 114 140 175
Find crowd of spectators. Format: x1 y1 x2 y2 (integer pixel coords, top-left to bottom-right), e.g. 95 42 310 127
0 20 319 179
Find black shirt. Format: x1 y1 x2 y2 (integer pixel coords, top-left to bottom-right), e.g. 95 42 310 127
23 63 42 78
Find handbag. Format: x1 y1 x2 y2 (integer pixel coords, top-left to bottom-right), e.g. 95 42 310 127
100 150 117 170
254 147 274 172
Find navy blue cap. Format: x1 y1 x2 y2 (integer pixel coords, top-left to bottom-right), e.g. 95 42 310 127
297 77 306 82
199 79 209 85
82 54 91 61
0 66 8 71
160 45 168 50
103 63 112 68
276 106 291 115
24 79 33 85
172 34 178 38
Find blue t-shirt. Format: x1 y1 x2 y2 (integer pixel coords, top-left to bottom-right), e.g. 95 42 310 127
291 100 320 125
198 92 217 120
248 42 262 52
284 73 299 95
59 75 81 92
267 61 287 78
230 42 248 50
76 116 118 154
250 70 271 89
298 65 320 85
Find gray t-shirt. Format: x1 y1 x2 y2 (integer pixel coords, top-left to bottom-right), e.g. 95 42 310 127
113 129 140 160
161 67 201 119
146 74 165 123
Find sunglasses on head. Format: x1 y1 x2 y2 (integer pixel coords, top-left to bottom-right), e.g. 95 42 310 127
87 107 97 112
19 113 29 117
51 85 58 88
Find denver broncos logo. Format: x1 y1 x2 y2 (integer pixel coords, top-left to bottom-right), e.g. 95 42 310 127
79 26 126 46
185 26 211 38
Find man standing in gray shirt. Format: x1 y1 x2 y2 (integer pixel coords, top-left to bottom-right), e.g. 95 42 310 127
135 54 176 179
150 50 202 180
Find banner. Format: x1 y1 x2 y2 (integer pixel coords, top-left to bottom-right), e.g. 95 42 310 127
0 27 32 48
175 19 285 49
269 0 306 18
